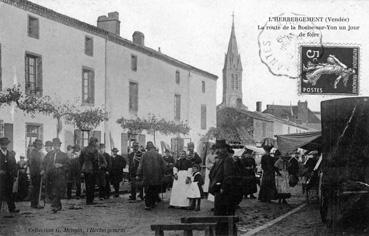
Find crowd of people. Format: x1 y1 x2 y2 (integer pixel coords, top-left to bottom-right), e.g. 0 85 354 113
1 134 318 220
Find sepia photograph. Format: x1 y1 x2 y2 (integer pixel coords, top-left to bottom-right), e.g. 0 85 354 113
0 0 368 235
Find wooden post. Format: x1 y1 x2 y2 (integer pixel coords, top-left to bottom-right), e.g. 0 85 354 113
228 217 234 236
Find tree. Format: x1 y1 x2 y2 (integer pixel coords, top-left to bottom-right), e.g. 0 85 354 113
117 114 190 145
1 85 106 137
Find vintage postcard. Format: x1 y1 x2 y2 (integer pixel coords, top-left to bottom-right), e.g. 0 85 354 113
0 0 368 235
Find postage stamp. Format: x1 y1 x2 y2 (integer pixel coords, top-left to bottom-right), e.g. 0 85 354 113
299 45 359 95
258 12 323 79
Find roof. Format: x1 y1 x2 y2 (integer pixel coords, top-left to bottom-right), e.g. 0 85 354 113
2 0 218 80
217 106 309 130
263 105 321 124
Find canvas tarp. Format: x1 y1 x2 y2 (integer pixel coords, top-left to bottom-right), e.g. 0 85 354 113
276 131 321 155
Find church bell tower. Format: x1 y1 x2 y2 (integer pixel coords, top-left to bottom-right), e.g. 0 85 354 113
220 14 247 110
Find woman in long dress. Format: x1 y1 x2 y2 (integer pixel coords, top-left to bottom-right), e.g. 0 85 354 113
169 151 192 208
241 151 258 199
274 150 291 204
258 140 277 203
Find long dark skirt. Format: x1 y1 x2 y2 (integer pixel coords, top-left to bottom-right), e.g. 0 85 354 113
243 174 257 195
258 171 277 202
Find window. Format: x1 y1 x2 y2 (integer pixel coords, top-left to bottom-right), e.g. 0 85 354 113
235 74 239 90
85 36 93 56
28 16 39 39
262 122 266 137
25 123 42 153
174 94 181 121
0 44 2 91
129 82 138 112
82 68 94 104
25 53 42 96
81 130 90 147
201 105 207 129
202 81 205 93
0 120 4 137
131 55 137 71
175 71 180 84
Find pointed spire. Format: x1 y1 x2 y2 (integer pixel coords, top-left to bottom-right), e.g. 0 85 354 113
227 12 238 55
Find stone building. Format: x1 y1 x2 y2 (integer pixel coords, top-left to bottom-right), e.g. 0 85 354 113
0 0 217 157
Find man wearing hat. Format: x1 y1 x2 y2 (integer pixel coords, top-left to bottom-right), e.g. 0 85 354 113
110 148 126 197
80 137 99 204
43 138 70 213
29 139 44 209
128 142 144 200
187 142 202 165
99 144 112 199
42 140 53 202
0 137 19 213
137 141 165 210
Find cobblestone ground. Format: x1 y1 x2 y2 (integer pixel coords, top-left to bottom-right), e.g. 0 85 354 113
1 184 307 236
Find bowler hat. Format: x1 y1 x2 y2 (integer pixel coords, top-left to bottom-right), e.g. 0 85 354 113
146 141 155 150
274 149 281 157
45 141 53 147
0 137 11 145
111 148 119 153
52 138 62 144
212 140 230 149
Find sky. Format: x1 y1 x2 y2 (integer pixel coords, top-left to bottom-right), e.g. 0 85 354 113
30 0 369 112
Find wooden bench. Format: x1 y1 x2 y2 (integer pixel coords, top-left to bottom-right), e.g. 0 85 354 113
151 223 217 236
181 216 239 236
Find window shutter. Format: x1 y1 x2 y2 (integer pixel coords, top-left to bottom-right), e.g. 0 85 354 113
90 71 95 104
138 134 146 147
25 55 29 95
74 129 82 147
36 56 42 96
92 130 101 144
4 123 13 151
121 133 129 155
201 105 207 129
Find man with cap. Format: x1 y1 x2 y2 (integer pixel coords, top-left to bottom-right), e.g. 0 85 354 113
99 144 112 199
0 137 19 213
110 148 126 197
79 137 99 204
209 140 239 235
128 142 144 200
137 141 165 210
96 144 107 200
29 139 44 209
187 142 202 165
42 138 70 213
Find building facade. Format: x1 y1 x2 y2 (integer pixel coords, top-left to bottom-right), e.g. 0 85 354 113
0 0 217 158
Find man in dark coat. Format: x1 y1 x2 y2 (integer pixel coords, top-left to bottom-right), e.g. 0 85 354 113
0 137 19 213
99 144 112 199
128 142 143 200
209 140 240 236
66 145 82 199
110 148 126 197
29 139 44 209
97 146 107 200
79 137 99 205
137 141 165 210
187 142 202 165
43 138 70 213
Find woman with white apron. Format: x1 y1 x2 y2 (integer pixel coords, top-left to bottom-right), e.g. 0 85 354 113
169 151 192 208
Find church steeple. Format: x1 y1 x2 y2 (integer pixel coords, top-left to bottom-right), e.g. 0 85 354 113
220 14 246 110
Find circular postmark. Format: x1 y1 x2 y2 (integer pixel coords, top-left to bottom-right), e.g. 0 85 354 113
258 13 323 79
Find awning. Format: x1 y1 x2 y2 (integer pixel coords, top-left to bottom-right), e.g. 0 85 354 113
276 131 321 155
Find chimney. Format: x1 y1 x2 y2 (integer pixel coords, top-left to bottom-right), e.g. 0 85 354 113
132 31 145 46
256 101 262 112
97 12 120 35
